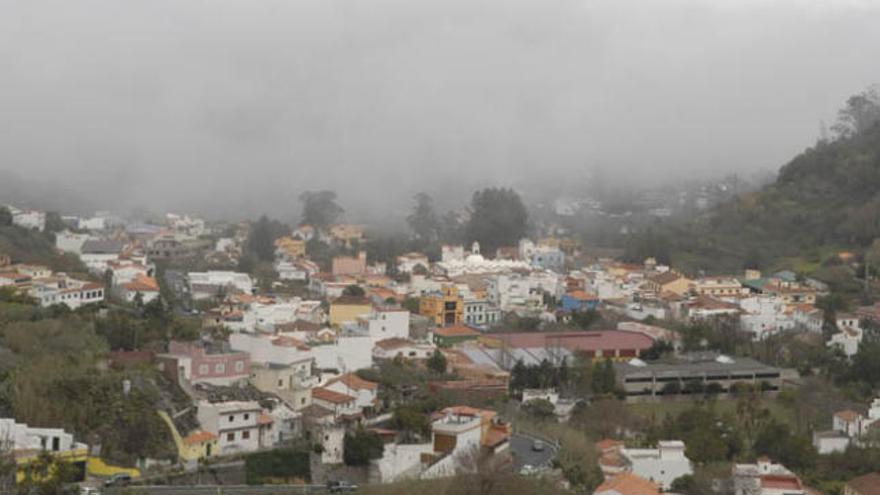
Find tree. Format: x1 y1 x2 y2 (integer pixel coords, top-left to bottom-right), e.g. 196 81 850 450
427 349 447 374
343 428 384 466
342 285 365 297
44 212 66 233
299 190 343 230
407 193 440 247
0 207 11 227
464 188 529 255
832 84 880 138
245 215 289 262
522 399 556 421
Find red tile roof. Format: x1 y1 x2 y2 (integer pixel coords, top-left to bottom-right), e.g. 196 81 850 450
182 431 217 445
311 387 355 404
326 372 378 391
760 475 802 491
434 325 480 338
847 473 880 495
566 290 598 301
595 473 660 495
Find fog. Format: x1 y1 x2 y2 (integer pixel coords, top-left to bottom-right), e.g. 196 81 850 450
2 0 880 221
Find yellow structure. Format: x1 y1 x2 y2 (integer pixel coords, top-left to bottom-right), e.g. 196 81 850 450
645 271 692 296
86 456 141 479
419 285 463 326
329 224 365 247
328 296 372 327
157 410 217 463
15 448 89 484
274 236 306 259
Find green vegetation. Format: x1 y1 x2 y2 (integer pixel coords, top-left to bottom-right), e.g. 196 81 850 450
465 188 529 255
244 448 310 484
343 428 384 466
300 190 344 229
1 319 174 465
622 87 880 300
0 223 88 275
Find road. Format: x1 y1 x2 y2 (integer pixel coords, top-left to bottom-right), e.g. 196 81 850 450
509 433 558 472
107 485 335 495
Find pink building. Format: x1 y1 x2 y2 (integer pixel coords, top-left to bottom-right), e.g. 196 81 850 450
158 340 250 386
332 252 367 276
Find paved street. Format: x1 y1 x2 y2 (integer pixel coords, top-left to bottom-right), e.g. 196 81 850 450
108 485 330 495
509 433 558 472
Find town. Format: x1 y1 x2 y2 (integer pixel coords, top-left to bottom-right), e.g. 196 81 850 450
3 2 880 495
2 176 880 495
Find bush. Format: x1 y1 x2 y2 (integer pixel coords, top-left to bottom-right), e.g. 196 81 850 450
244 448 310 484
343 428 384 466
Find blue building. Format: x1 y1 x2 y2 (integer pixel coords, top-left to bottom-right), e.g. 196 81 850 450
559 291 599 313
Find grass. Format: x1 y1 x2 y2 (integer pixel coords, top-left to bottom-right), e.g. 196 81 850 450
626 397 797 427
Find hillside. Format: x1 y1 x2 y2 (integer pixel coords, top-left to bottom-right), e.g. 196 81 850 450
654 88 880 281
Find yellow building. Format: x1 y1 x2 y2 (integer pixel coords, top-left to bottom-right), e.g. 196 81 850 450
420 285 464 326
645 271 692 296
15 448 89 484
329 296 372 327
273 237 306 259
329 224 365 248
158 410 217 464
181 431 219 461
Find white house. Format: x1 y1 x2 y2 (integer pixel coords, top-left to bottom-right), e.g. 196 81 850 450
230 332 314 367
188 271 254 300
324 373 378 411
397 253 430 274
79 239 128 274
620 440 693 490
373 338 435 361
812 430 850 454
275 259 319 281
196 400 263 455
7 207 46 231
30 277 104 309
311 333 374 372
732 457 805 495
0 418 86 453
828 314 863 358
55 231 91 255
310 387 361 420
351 308 410 344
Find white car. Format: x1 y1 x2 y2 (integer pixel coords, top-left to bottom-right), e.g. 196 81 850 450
519 464 537 476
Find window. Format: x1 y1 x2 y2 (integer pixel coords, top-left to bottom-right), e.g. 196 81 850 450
244 413 250 421
199 365 209 375
229 415 235 422
242 431 250 440
215 363 225 373
235 361 244 372
301 398 306 405
52 437 60 451
278 379 284 388
227 433 235 441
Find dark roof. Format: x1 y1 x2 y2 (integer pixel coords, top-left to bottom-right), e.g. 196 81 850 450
648 271 683 286
332 295 371 305
81 239 126 254
276 319 322 332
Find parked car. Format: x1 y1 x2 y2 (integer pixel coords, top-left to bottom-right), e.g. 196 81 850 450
532 440 545 452
103 474 132 488
326 480 358 493
519 464 537 476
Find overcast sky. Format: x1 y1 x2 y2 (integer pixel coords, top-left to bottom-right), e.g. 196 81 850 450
1 0 879 219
